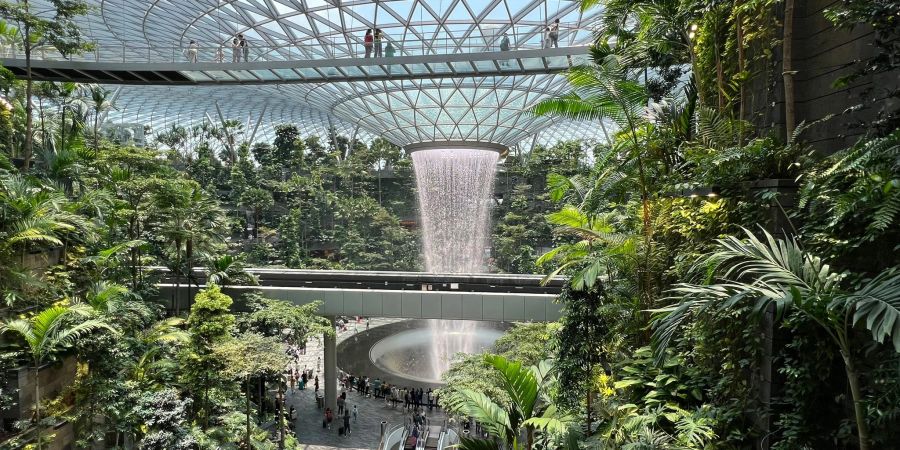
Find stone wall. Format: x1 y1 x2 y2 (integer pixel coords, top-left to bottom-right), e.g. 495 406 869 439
2 356 78 421
752 0 898 153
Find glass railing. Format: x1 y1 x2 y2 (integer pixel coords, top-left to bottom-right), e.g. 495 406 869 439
0 26 593 64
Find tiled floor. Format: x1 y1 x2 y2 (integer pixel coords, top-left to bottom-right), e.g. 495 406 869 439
286 318 448 450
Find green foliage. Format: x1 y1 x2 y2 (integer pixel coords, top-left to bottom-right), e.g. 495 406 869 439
213 332 288 379
798 131 900 271
239 294 331 344
652 228 900 448
136 388 196 450
448 354 576 450
187 284 234 348
440 323 557 413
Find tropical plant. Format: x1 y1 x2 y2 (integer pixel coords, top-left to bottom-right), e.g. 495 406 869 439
0 0 91 169
651 228 900 450
0 174 93 305
181 284 235 429
86 85 114 149
798 130 900 271
202 253 256 286
531 55 659 308
213 332 288 446
0 304 114 449
448 355 575 450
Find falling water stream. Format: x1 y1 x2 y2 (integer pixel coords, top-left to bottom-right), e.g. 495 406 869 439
411 148 500 379
411 148 499 273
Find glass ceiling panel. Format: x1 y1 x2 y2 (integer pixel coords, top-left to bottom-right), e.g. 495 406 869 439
80 0 607 148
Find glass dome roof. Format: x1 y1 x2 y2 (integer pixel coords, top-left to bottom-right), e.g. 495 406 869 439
78 0 607 149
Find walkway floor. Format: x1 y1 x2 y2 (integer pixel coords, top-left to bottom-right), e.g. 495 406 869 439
288 318 448 450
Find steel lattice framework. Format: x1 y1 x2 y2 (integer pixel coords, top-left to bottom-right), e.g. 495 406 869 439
74 0 607 148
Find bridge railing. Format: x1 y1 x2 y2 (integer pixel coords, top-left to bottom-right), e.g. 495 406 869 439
0 25 595 64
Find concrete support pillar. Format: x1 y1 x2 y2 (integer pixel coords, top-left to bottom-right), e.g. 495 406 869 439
323 324 337 412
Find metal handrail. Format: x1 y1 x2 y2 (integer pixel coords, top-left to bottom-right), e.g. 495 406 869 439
379 424 405 450
0 25 594 64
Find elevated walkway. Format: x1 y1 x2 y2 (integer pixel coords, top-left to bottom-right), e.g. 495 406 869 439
0 46 588 85
157 268 564 322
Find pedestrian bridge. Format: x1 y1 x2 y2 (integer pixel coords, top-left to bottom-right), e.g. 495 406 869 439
1 46 587 85
157 269 565 322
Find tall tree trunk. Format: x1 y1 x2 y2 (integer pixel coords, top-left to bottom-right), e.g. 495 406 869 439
586 388 592 436
33 363 42 450
38 97 45 152
174 239 182 315
715 36 726 111
736 1 746 145
842 353 871 450
782 0 796 139
186 238 194 309
23 33 33 170
60 106 66 148
93 112 99 150
245 376 252 447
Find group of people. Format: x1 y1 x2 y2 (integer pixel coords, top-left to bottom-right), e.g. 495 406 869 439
363 28 396 58
339 371 439 409
336 316 370 334
389 386 438 411
285 344 317 392
184 20 562 64
544 19 561 48
184 34 250 63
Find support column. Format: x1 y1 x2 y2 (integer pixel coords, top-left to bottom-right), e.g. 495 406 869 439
323 325 337 412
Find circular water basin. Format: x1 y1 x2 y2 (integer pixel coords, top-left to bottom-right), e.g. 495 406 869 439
337 319 508 388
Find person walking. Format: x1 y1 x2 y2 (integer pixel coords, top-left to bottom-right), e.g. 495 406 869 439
352 404 358 422
343 409 352 435
364 29 373 58
374 29 383 57
185 40 199 63
337 393 346 415
548 19 560 48
314 375 320 393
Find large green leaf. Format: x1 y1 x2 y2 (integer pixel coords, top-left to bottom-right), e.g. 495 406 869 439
840 269 900 351
485 354 539 422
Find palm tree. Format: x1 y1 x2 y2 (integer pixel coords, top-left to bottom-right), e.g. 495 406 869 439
82 281 153 329
0 304 114 449
652 228 900 450
86 85 115 150
535 167 637 292
0 174 93 305
531 56 656 307
155 183 225 312
202 253 257 287
448 355 574 450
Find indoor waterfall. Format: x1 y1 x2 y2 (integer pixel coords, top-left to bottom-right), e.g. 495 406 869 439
411 148 500 380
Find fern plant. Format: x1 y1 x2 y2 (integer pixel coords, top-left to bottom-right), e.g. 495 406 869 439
798 130 900 269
